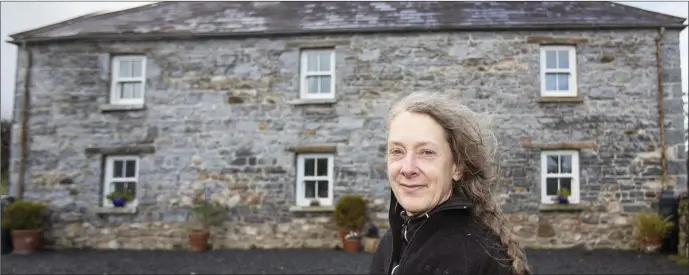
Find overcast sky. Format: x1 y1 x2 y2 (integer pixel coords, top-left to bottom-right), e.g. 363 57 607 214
1 1 687 120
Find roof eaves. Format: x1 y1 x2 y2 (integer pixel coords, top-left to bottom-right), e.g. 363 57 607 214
6 22 688 46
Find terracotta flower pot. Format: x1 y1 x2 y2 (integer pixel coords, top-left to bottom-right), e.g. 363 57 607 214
188 230 210 252
11 229 42 254
644 237 663 253
343 238 361 253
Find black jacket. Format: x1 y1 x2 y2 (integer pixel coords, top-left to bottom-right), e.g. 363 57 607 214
370 191 515 275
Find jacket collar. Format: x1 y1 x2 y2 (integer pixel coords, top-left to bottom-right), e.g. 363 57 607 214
388 185 473 228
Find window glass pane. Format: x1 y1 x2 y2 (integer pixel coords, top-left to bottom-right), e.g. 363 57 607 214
125 160 137 177
120 83 135 99
304 180 316 198
113 181 136 197
556 73 569 91
113 160 124 177
119 61 131 77
304 158 315 176
316 158 328 176
557 51 569 69
307 76 319 94
547 155 558 173
319 76 331 94
545 73 557 91
132 83 142 99
560 178 572 192
131 60 142 77
317 180 329 198
318 52 331 71
560 155 571 173
307 53 318 72
546 178 558 195
545 51 557 69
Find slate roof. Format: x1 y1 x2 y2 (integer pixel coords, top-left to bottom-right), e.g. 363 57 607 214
8 1 688 43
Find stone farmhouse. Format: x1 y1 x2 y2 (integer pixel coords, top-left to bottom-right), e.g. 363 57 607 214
6 1 687 250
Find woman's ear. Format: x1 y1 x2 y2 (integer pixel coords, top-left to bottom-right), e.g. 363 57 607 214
452 164 462 181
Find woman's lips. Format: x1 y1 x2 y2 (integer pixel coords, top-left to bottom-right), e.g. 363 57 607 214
400 184 425 192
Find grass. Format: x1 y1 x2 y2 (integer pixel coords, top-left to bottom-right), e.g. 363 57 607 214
668 254 689 266
1 175 8 195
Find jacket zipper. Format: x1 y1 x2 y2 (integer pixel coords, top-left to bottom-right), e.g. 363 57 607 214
392 217 430 274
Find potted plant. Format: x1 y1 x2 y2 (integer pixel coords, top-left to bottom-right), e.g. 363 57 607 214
554 188 571 204
0 200 49 254
185 191 229 252
333 195 369 246
106 187 134 207
633 210 674 252
343 231 362 253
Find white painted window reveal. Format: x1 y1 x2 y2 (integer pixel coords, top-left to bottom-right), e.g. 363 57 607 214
296 153 334 206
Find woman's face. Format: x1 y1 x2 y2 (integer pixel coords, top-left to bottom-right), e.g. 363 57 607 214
386 111 461 215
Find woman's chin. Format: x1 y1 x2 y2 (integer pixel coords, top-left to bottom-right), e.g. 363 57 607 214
398 199 429 215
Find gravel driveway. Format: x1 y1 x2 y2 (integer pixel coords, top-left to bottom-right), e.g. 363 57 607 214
1 248 687 274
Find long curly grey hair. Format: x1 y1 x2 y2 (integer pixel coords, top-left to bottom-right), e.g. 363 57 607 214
386 91 531 275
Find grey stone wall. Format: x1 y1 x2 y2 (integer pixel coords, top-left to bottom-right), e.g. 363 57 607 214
9 29 686 230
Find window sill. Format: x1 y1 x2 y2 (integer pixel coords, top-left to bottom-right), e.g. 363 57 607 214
288 205 335 213
93 206 138 215
538 203 589 213
100 103 146 112
536 96 584 103
287 99 337 106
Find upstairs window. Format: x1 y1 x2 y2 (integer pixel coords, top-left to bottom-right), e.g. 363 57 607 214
540 46 577 97
300 49 335 100
110 55 147 105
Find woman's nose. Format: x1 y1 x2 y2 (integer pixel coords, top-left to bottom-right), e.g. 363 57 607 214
399 154 419 177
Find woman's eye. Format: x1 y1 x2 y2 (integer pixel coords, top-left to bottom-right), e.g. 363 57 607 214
389 149 403 155
420 150 435 156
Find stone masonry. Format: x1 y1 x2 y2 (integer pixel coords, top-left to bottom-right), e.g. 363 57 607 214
9 29 686 250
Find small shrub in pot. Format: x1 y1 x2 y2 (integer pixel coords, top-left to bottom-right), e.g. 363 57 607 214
333 195 369 244
1 200 49 254
633 210 674 253
185 191 229 252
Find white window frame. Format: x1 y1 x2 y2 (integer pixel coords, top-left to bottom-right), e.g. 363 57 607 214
110 55 147 105
102 155 140 208
296 153 334 207
540 150 580 204
539 45 578 97
299 49 336 100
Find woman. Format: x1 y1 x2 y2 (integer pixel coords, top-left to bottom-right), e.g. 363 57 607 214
370 92 531 275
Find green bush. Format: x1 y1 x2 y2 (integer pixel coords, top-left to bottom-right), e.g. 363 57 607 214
1 200 48 230
186 190 229 233
333 195 369 231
